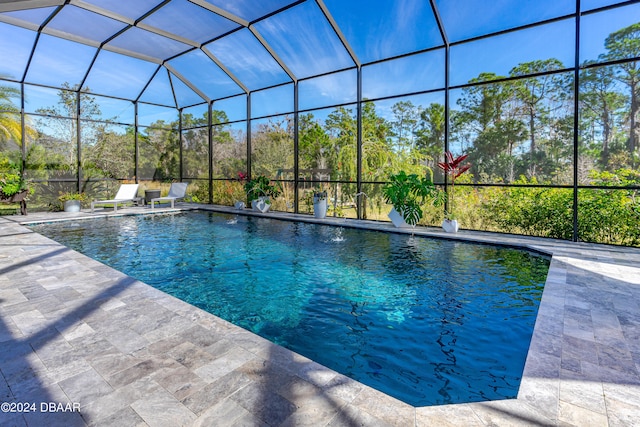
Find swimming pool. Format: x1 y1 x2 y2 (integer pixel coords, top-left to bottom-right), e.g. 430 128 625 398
30 211 549 406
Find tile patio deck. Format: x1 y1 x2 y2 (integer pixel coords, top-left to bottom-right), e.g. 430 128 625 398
0 205 639 426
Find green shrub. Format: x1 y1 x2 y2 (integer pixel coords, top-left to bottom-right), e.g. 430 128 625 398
484 183 573 239
0 172 29 196
578 189 640 246
212 180 245 206
480 172 640 246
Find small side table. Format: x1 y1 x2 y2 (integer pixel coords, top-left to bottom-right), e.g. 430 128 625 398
144 189 161 206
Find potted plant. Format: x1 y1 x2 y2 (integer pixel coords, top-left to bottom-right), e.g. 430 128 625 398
58 191 88 212
0 171 30 215
437 151 471 233
312 189 328 219
244 175 282 213
382 169 444 227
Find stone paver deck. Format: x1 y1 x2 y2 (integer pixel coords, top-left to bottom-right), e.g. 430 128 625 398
1 204 639 426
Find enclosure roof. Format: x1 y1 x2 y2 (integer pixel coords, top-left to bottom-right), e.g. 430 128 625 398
0 0 617 108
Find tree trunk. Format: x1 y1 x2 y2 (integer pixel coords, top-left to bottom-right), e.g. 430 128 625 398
630 79 639 167
529 109 536 177
601 109 611 169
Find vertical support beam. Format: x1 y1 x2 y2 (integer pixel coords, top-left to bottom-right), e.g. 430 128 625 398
178 108 183 182
573 0 581 242
429 0 450 216
134 101 139 183
247 94 252 180
356 66 363 219
20 82 26 178
443 44 451 215
76 90 81 192
293 82 299 213
208 102 213 204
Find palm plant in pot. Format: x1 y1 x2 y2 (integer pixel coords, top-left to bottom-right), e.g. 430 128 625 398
244 175 282 213
382 169 444 228
437 151 471 233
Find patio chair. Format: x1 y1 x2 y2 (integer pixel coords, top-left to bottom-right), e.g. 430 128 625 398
91 184 140 213
150 182 189 209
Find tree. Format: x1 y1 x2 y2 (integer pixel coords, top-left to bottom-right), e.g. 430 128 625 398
298 112 331 180
509 59 566 178
604 22 640 167
83 125 134 179
325 106 358 181
208 110 241 179
0 84 22 148
251 116 293 178
472 118 527 182
415 102 445 167
35 82 103 171
456 73 512 135
181 113 208 179
389 100 420 155
454 73 525 181
139 122 180 181
360 102 392 180
579 63 627 170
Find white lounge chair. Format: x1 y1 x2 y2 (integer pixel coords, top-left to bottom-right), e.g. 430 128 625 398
151 182 189 209
91 184 140 212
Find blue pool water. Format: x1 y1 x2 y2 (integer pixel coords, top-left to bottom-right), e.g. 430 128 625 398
31 211 549 406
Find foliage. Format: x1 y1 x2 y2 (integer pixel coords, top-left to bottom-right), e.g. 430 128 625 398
578 168 640 245
251 118 293 179
1 84 37 151
313 190 327 201
382 170 444 226
209 180 246 206
483 178 574 239
415 103 445 169
299 113 332 177
0 84 22 147
0 170 29 196
438 152 471 219
589 168 640 187
577 188 640 245
83 127 135 180
34 83 101 169
244 175 282 203
190 181 209 203
479 171 640 245
58 191 88 203
438 152 472 181
55 191 89 211
139 127 179 181
603 22 640 161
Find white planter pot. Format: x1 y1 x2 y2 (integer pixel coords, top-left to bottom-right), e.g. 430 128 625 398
442 219 459 233
313 197 327 219
251 197 271 213
234 201 245 210
388 207 413 228
64 200 81 212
